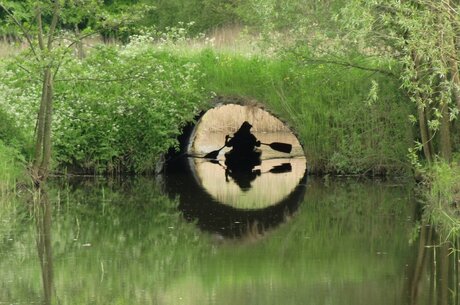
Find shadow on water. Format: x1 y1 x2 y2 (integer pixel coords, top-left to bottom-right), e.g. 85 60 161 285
163 154 308 238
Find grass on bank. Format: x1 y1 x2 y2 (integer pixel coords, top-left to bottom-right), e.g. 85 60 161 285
422 161 460 239
0 140 28 244
191 49 414 175
0 141 25 195
0 40 414 175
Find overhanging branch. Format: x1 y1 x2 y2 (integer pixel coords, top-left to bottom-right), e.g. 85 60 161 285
301 58 397 78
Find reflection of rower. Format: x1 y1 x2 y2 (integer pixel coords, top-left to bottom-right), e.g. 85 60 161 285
225 167 261 192
224 121 261 171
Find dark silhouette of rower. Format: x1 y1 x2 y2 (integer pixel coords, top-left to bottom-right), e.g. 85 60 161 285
224 121 262 191
224 121 261 154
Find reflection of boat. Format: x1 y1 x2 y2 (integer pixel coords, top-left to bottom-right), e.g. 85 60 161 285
224 149 261 171
163 155 307 238
225 167 260 192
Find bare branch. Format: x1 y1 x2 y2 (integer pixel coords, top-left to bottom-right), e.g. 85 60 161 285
301 58 397 78
55 76 149 83
65 31 99 50
36 6 45 51
52 31 99 80
47 0 60 50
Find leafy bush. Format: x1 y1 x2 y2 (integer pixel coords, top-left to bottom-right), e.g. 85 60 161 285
422 162 460 238
0 108 26 148
0 40 413 176
0 40 207 174
0 59 38 156
52 45 206 173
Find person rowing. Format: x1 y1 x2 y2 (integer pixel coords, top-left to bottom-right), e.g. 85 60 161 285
203 121 292 159
224 121 260 154
224 121 262 171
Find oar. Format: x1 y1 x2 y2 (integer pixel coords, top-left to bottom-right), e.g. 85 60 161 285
267 163 292 173
203 145 226 159
260 142 292 154
204 141 292 159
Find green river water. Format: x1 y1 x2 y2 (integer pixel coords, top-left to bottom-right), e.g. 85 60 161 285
1 162 459 305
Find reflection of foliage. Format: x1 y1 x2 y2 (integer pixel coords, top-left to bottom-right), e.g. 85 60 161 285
193 178 418 304
0 177 420 304
0 178 210 304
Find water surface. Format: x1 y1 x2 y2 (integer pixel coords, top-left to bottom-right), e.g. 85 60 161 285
1 176 459 305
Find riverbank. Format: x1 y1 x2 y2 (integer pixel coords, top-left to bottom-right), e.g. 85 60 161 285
421 162 460 240
0 140 28 238
0 42 413 176
0 39 458 239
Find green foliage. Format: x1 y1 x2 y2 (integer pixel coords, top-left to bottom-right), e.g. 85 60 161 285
140 0 241 34
53 45 206 173
0 68 33 155
421 162 460 239
193 49 413 175
0 108 26 148
0 140 24 187
0 141 26 256
339 0 460 160
0 141 27 242
0 40 207 174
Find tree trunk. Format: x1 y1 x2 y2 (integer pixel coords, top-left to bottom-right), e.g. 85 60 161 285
33 69 51 178
450 59 460 111
39 72 54 179
74 24 85 59
32 1 60 184
417 105 434 163
439 101 452 162
411 51 434 163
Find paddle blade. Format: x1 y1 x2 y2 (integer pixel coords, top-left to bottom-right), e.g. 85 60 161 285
269 163 292 174
204 150 220 159
267 142 292 153
204 145 226 159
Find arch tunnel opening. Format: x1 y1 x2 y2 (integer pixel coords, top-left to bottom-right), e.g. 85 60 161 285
162 99 308 238
166 98 307 167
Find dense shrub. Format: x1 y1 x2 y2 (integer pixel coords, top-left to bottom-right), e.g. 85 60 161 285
0 41 207 174
53 45 206 173
0 108 26 149
421 162 460 238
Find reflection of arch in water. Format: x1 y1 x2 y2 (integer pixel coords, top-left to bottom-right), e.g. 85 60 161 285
190 157 306 209
164 156 308 238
